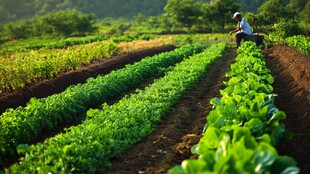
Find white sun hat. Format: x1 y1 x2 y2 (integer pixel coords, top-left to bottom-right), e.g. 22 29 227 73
232 12 241 19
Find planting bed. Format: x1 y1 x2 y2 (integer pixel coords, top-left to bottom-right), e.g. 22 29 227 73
106 44 309 173
0 45 175 114
1 41 308 173
1 44 199 169
5 43 227 173
105 48 236 173
264 44 310 174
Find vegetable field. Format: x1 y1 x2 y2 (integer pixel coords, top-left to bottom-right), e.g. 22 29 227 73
0 34 309 174
0 38 172 94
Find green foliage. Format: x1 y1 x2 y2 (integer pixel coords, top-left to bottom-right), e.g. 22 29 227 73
203 0 241 32
0 35 107 54
2 10 97 38
285 35 310 56
257 0 293 24
162 0 240 32
269 19 303 42
300 1 310 23
0 44 203 165
169 42 299 174
0 0 166 23
171 126 299 174
167 33 234 47
0 40 120 93
236 0 266 13
164 0 202 30
6 43 226 173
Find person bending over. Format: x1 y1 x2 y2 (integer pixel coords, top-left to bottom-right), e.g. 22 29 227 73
229 12 252 48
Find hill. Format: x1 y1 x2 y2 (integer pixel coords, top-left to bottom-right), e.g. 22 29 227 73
0 0 268 23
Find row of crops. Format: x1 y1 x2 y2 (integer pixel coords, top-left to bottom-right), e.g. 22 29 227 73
3 43 227 173
285 35 310 56
0 34 155 54
169 42 299 174
0 44 201 164
0 38 172 94
0 35 107 54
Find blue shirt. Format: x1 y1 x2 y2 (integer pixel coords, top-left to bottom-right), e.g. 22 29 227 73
239 18 252 35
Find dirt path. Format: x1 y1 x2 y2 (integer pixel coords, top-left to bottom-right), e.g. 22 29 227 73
0 45 175 114
264 44 310 174
103 48 236 174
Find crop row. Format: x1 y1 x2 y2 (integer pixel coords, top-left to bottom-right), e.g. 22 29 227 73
0 34 154 54
0 35 107 54
285 35 310 56
5 43 227 173
0 38 173 94
170 42 299 174
0 44 201 164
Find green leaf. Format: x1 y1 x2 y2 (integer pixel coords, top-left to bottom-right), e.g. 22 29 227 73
280 167 300 174
269 156 299 174
232 127 256 149
252 151 276 173
16 144 30 155
169 166 186 174
267 111 286 125
198 127 221 154
215 135 230 160
244 118 264 133
210 97 222 107
182 159 207 174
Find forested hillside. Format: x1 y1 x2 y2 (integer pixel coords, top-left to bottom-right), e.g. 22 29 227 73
0 0 166 23
0 0 271 23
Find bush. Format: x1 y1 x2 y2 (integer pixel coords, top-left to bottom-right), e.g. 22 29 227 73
2 10 97 39
269 19 303 42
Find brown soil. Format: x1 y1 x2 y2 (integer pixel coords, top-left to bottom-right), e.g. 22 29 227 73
103 48 236 174
0 45 175 114
264 44 310 174
1 59 173 170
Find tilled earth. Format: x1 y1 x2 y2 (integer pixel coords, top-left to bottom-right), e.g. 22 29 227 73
2 44 309 173
104 48 236 174
0 45 175 114
105 45 310 174
264 44 310 174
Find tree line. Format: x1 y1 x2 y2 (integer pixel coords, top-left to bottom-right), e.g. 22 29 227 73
0 10 97 39
0 0 296 23
0 0 309 39
162 0 309 33
0 0 166 23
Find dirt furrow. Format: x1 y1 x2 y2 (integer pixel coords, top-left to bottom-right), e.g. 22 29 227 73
0 45 175 114
264 44 310 174
103 48 236 174
1 46 175 170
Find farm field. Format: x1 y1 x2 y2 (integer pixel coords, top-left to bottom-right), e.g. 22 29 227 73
0 44 203 167
0 37 173 95
4 43 226 173
105 42 310 174
0 35 309 174
1 0 309 172
0 45 175 114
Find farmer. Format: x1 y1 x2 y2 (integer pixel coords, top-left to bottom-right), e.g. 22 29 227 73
229 12 252 48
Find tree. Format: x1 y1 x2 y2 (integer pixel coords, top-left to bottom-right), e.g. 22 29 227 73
236 0 265 12
300 1 310 23
258 0 289 24
287 0 307 12
134 13 146 25
2 10 97 38
159 13 174 32
164 0 202 30
202 0 241 32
